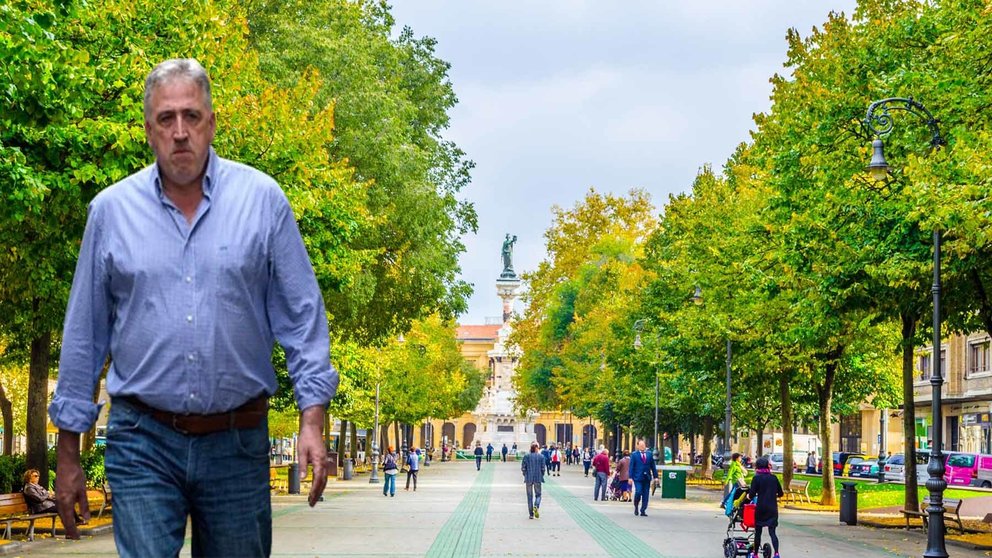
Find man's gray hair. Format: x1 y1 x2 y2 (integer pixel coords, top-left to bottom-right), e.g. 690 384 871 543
143 58 213 119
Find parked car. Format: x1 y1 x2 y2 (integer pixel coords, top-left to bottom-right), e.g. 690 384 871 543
884 452 944 484
767 452 803 473
848 459 879 478
945 452 981 487
972 454 992 488
833 452 865 476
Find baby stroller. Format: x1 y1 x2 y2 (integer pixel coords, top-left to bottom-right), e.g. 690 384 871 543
607 474 628 501
722 487 771 558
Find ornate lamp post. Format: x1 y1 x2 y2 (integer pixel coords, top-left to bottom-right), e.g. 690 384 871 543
633 319 660 463
863 97 946 558
369 382 381 484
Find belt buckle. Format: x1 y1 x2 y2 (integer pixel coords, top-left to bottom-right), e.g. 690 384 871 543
172 415 191 435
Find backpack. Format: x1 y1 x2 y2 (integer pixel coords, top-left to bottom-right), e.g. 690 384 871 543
383 453 397 471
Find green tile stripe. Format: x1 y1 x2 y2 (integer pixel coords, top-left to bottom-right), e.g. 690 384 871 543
543 479 669 558
425 465 494 558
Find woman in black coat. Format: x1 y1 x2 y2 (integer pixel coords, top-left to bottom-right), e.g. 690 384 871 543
746 456 783 558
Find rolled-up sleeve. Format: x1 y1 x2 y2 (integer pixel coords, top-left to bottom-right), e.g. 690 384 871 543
49 201 111 432
266 191 339 411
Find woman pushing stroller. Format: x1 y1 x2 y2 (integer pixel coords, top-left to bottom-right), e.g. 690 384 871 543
746 455 783 558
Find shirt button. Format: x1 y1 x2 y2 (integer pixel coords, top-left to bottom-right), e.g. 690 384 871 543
185 276 192 283
186 315 193 323
187 353 195 361
189 393 196 399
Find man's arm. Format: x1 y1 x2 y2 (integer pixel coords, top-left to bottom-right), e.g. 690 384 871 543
297 405 327 507
55 432 89 539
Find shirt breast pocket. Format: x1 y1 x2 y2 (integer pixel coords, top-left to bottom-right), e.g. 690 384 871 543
215 240 267 313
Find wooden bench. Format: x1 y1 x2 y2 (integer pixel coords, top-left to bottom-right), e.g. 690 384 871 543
97 482 112 519
901 497 965 533
785 480 811 504
0 493 57 541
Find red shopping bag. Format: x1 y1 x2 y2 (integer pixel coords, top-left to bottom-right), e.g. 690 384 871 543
742 503 756 529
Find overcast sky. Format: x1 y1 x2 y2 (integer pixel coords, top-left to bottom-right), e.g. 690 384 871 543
388 1 860 325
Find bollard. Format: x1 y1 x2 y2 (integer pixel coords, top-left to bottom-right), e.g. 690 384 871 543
343 458 354 480
839 481 858 525
288 463 301 495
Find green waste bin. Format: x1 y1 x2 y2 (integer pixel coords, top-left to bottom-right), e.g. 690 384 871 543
660 467 687 499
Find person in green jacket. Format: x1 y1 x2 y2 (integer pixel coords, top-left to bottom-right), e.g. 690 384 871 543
722 453 748 508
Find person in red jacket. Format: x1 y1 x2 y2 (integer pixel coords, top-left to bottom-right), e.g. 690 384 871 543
592 449 611 501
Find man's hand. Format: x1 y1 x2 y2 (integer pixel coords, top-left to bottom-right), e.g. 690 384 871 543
55 430 89 539
297 406 327 507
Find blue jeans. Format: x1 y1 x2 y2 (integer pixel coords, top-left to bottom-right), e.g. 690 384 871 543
105 398 272 558
594 471 608 500
383 473 396 495
526 482 542 514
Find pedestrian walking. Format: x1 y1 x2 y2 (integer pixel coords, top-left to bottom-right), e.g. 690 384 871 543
474 442 484 471
616 450 632 501
49 58 338 556
486 443 494 462
502 443 509 462
381 446 398 497
592 449 611 501
521 442 546 519
630 439 658 516
722 453 748 509
806 451 817 474
747 456 784 558
583 447 594 477
572 446 580 465
405 447 420 491
550 445 562 476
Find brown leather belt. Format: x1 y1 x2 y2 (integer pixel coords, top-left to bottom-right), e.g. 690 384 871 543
116 395 268 435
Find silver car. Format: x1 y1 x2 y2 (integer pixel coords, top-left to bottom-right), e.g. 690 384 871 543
883 453 930 483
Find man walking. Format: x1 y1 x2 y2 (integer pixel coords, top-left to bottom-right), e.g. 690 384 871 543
474 442 484 471
806 451 817 474
583 447 594 477
521 442 546 519
49 58 337 557
630 439 658 516
486 443 494 463
502 443 509 462
406 447 420 491
592 448 611 501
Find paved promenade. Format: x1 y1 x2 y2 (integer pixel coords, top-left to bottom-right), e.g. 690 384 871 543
15 458 985 557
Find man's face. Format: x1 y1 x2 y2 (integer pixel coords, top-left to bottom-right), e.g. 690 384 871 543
637 440 646 451
145 79 215 188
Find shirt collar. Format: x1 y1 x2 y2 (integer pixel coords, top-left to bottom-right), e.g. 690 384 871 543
150 147 219 201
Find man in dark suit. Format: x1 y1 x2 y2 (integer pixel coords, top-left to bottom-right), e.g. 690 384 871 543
629 439 658 516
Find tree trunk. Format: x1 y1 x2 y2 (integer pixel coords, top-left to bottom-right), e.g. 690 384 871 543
81 380 101 453
669 432 678 464
323 413 331 452
393 421 401 450
337 419 348 466
902 312 920 512
701 416 714 479
27 331 51 487
0 381 12 456
380 424 390 453
818 361 838 506
781 374 795 488
349 421 358 460
756 428 764 458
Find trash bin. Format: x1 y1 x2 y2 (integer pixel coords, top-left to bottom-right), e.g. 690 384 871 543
343 458 354 481
840 481 858 525
660 467 687 499
288 462 301 494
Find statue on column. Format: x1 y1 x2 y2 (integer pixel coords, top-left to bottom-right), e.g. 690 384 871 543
501 234 517 278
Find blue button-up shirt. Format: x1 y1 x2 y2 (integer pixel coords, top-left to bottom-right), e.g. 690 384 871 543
49 148 338 432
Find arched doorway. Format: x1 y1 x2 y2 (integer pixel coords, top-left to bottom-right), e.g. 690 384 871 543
442 422 455 446
582 425 598 449
535 424 547 446
463 423 477 448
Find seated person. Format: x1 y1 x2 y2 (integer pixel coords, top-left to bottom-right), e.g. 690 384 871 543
22 469 57 514
22 469 85 522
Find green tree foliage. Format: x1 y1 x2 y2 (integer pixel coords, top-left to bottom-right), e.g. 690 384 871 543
243 0 477 341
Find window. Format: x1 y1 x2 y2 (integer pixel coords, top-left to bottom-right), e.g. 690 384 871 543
968 338 991 376
916 348 947 382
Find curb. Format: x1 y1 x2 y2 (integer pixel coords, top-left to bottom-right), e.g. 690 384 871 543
0 541 23 556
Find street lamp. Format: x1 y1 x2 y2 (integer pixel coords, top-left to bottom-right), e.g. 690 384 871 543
864 96 946 558
691 287 732 462
633 319 660 463
369 382 381 484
